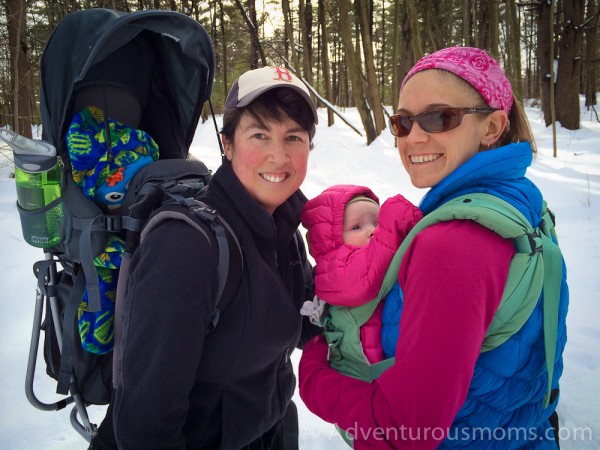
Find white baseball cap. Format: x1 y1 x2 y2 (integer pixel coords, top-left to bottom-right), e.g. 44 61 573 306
223 66 318 130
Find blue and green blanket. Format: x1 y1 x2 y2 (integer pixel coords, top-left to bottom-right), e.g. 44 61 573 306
66 106 159 354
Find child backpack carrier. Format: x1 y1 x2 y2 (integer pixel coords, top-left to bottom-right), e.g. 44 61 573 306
11 9 242 443
323 193 564 445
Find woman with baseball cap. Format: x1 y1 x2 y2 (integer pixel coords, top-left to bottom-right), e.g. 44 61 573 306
299 47 568 448
113 66 319 449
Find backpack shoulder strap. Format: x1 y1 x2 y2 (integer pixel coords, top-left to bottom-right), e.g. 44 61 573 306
375 193 562 406
141 199 243 331
330 194 562 397
113 198 243 387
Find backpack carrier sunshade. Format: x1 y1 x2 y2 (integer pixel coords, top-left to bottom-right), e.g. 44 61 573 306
25 8 216 442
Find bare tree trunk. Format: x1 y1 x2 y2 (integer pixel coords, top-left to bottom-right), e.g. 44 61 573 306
298 0 314 84
506 0 523 100
391 0 401 111
477 1 489 49
524 8 536 99
318 0 334 125
584 0 598 108
282 0 301 72
405 0 423 60
462 0 472 46
356 0 385 134
422 0 439 51
538 0 553 126
555 0 584 130
488 0 499 58
336 0 377 144
219 0 228 99
5 0 33 137
233 0 267 68
550 0 557 157
399 0 414 80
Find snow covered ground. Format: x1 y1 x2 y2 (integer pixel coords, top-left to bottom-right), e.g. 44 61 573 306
0 101 598 448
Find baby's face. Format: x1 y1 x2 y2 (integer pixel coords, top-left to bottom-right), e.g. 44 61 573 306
342 200 380 246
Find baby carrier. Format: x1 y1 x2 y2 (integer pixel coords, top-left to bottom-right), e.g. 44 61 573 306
6 9 242 443
323 193 564 446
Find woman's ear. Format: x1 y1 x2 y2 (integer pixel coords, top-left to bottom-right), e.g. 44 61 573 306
221 134 233 161
481 110 509 148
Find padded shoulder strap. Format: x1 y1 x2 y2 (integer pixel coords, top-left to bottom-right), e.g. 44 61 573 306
375 194 562 402
141 200 243 327
343 193 541 328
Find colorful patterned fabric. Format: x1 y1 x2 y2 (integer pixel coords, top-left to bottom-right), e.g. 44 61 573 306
76 236 125 354
401 46 514 113
66 106 159 208
66 106 159 354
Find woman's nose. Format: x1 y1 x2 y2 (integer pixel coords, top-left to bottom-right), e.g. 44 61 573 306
269 143 289 163
405 120 429 144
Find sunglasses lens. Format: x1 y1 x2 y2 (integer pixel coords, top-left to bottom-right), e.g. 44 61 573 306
389 116 412 137
390 108 480 137
419 109 462 133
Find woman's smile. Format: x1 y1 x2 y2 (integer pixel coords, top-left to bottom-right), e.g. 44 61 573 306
409 153 443 164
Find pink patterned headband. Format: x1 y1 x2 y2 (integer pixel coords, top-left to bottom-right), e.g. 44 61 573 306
401 46 513 114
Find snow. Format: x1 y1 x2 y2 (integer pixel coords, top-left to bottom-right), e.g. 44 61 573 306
0 101 598 448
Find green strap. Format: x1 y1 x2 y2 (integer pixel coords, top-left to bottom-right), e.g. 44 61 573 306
540 208 562 408
328 194 562 412
375 193 534 308
368 357 395 380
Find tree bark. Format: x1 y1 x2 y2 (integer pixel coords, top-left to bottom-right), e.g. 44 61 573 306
538 0 553 126
506 0 523 100
399 0 414 80
219 0 228 99
391 0 401 111
298 0 314 84
555 0 584 130
584 0 598 108
488 0 499 58
356 0 385 134
422 0 439 51
282 0 301 72
405 0 423 60
336 0 377 144
318 0 334 125
233 0 267 68
462 0 472 46
5 0 33 137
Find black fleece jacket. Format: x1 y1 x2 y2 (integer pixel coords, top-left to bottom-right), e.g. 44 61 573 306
114 160 317 449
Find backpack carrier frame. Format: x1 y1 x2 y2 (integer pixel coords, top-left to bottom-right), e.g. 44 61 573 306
24 9 216 442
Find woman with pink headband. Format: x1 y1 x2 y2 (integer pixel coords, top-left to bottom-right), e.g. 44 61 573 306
299 47 568 448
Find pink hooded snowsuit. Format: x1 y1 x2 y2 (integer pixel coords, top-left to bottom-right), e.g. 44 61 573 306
301 185 422 362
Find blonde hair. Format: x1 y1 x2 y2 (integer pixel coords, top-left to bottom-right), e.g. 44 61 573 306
499 97 537 153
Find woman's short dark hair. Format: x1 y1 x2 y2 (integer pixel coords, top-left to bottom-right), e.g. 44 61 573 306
221 87 316 147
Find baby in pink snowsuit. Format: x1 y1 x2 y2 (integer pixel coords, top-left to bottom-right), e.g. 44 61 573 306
301 184 422 363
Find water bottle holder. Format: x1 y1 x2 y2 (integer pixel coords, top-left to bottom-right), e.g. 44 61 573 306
17 197 68 249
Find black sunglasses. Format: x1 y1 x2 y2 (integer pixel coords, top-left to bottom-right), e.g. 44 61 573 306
388 107 499 137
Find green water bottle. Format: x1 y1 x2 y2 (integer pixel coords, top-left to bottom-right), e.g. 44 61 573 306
0 129 63 248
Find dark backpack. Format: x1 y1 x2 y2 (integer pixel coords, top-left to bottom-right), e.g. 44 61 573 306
20 9 219 441
32 158 242 406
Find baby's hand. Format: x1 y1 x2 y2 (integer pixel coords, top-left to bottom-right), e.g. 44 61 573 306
378 194 423 241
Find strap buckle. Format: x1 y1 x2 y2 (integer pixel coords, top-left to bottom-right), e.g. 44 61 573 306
527 231 543 256
104 215 122 232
